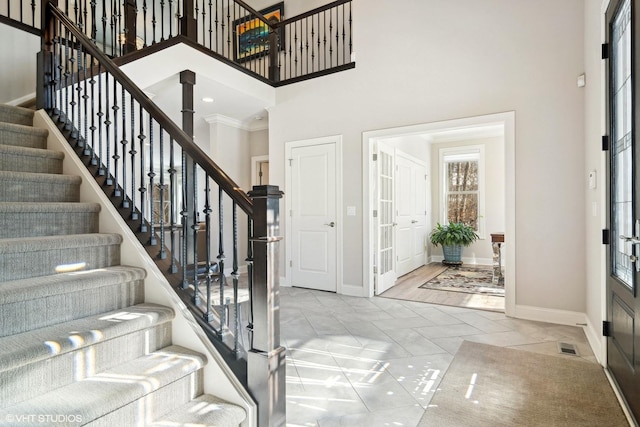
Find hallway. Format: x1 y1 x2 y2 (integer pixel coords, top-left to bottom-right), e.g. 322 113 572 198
281 287 596 426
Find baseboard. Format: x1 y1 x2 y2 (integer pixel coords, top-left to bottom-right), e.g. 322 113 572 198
340 283 365 297
584 317 605 366
6 92 36 106
429 256 493 266
514 304 587 326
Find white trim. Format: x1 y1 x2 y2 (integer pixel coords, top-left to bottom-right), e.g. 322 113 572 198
514 304 587 326
6 92 36 106
204 113 268 132
341 283 366 297
584 317 606 366
251 155 269 187
362 111 516 318
284 135 344 294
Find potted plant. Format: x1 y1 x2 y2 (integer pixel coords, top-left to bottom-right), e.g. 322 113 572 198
429 222 479 265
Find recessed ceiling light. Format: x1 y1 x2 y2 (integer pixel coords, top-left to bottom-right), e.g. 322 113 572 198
202 97 214 103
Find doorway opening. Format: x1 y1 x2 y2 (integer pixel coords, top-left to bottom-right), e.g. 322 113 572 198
362 112 515 315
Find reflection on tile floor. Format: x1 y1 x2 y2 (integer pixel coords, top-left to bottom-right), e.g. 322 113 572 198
281 286 597 427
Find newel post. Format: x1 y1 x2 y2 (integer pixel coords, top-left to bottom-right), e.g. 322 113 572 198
180 0 197 42
268 18 280 83
37 0 58 110
247 185 286 427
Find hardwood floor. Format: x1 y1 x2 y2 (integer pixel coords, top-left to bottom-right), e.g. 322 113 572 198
379 262 506 312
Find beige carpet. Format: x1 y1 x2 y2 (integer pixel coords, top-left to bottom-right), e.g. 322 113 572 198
419 341 628 427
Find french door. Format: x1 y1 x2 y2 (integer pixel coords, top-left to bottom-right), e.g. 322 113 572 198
606 0 640 421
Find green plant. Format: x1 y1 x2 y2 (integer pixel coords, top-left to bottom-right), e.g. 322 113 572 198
429 222 479 247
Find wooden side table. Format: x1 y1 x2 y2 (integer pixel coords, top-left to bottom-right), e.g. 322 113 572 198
491 233 504 285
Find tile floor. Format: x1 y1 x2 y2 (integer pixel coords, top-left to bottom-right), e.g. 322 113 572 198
281 286 597 427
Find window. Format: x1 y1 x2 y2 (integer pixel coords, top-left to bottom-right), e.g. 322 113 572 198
440 146 485 237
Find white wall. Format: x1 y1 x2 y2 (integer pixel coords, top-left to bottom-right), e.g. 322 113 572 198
430 137 505 263
0 25 38 104
269 0 587 314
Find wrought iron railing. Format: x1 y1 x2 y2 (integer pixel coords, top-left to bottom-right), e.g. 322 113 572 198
39 0 285 424
2 0 354 84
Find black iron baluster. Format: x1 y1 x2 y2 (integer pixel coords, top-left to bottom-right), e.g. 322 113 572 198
101 0 107 52
180 148 188 288
169 137 178 273
130 97 138 217
90 0 97 41
349 1 352 62
342 3 346 65
287 21 292 79
190 161 199 303
81 48 89 151
74 43 83 142
68 35 77 136
89 59 98 165
201 0 206 46
120 86 128 203
168 0 173 37
158 130 167 258
110 0 116 56
311 15 315 73
138 107 147 232
218 186 225 335
160 0 165 41
207 0 212 48
116 0 122 56
31 0 36 27
335 6 340 65
148 118 157 245
329 7 334 68
232 200 239 355
226 0 230 58
305 17 309 75
82 0 88 35
323 10 327 70
63 28 70 128
104 72 113 185
294 19 298 76
142 0 148 46
97 63 105 175
203 178 213 321
112 81 120 194
151 0 156 44
214 0 218 52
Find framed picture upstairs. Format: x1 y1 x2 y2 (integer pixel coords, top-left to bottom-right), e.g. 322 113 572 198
233 2 284 63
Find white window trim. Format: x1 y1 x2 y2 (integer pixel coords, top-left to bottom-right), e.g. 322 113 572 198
439 145 486 239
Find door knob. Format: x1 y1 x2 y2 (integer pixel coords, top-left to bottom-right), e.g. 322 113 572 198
411 220 418 224
324 221 335 227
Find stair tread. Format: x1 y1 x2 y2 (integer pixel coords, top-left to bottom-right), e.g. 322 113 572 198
0 143 63 159
0 104 34 126
0 345 206 421
0 303 174 374
0 265 146 304
0 202 100 213
151 394 247 426
0 233 122 253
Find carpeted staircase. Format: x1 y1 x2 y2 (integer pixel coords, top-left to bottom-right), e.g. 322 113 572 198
0 104 247 426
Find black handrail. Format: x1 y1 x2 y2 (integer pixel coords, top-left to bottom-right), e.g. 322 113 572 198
46 2 253 215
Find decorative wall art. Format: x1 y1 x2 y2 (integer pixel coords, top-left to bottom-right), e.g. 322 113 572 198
234 2 284 63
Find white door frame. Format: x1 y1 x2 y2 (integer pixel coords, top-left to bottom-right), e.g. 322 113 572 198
285 135 343 293
362 112 516 316
251 155 269 187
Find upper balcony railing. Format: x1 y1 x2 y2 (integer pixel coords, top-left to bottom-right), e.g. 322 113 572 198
1 0 354 85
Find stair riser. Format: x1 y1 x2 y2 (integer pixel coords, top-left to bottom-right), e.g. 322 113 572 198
0 129 47 149
0 211 99 238
0 280 144 337
0 324 172 408
0 244 121 281
86 371 205 427
0 152 62 174
0 179 80 203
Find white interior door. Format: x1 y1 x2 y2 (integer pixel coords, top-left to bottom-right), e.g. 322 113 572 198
395 153 427 277
290 143 337 292
375 144 397 294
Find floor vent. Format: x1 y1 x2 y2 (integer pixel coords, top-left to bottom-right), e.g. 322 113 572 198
557 342 579 356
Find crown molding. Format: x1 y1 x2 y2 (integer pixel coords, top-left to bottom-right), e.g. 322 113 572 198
203 113 268 132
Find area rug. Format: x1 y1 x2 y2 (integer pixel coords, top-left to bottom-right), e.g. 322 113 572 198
420 265 504 296
418 341 628 427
